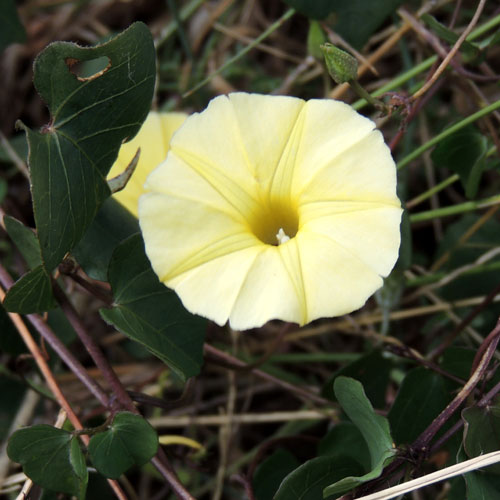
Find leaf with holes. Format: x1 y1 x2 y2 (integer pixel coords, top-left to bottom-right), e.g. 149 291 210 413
100 234 207 380
88 412 158 479
22 22 155 272
7 425 87 499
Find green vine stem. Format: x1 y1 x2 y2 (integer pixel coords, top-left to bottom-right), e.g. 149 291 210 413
183 7 295 97
410 193 500 223
352 11 500 112
405 174 459 209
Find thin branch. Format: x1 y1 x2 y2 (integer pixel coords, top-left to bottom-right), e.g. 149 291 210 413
409 0 487 102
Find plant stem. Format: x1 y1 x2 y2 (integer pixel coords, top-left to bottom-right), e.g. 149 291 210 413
405 174 459 209
183 7 295 97
0 264 110 407
409 192 500 222
398 98 500 170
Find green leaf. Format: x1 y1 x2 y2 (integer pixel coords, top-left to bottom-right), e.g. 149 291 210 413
328 0 405 50
4 216 42 269
3 265 57 314
100 234 206 380
334 377 394 464
322 350 392 408
307 21 327 59
318 422 370 472
24 22 155 271
0 302 26 354
253 449 300 500
274 456 364 500
88 412 158 479
422 14 480 61
323 377 396 497
281 0 336 20
7 425 87 498
323 452 394 497
463 399 500 474
0 0 26 51
388 367 453 445
465 470 500 498
431 127 488 199
72 197 140 281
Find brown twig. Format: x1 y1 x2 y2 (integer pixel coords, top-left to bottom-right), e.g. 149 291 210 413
408 0 487 102
0 283 128 500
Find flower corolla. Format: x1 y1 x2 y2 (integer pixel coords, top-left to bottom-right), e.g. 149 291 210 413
108 111 187 217
139 93 402 330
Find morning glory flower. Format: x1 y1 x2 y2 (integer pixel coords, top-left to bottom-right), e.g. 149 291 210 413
139 93 402 330
108 111 187 217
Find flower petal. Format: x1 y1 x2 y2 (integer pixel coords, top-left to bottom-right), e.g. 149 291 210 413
301 205 402 277
296 131 400 206
169 95 261 217
291 99 382 200
228 93 305 195
296 230 385 321
108 111 187 217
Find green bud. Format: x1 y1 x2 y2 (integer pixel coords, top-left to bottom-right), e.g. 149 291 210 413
307 21 326 60
320 43 358 84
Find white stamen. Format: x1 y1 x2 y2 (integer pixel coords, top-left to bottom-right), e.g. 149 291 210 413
276 227 290 245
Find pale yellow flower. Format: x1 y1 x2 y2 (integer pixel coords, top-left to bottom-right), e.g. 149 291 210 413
108 111 187 217
139 93 402 330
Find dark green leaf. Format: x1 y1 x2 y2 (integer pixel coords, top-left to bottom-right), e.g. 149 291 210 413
72 197 140 281
88 412 158 479
0 0 26 51
274 456 363 500
0 378 26 441
324 377 396 496
422 14 480 61
100 234 206 380
253 449 300 500
328 0 405 50
431 127 488 199
0 179 6 204
3 265 56 314
318 422 370 472
4 216 42 269
388 367 452 445
463 399 500 474
7 425 87 498
334 377 394 465
281 0 336 20
0 302 26 354
322 350 392 408
465 471 500 498
24 22 155 271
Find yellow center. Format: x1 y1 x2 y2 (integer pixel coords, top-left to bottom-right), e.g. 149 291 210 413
249 199 299 246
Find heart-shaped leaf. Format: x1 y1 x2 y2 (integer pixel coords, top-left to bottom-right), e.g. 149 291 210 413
23 21 155 272
3 265 56 314
100 234 207 380
88 412 158 479
7 425 87 498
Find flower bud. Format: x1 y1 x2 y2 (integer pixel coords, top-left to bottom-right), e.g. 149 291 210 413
320 43 358 84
